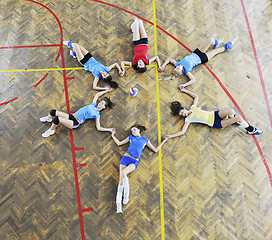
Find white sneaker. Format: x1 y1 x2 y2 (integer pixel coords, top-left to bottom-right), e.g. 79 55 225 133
231 35 238 46
40 116 52 123
123 192 129 205
116 203 122 213
42 129 55 138
217 38 224 47
63 41 69 46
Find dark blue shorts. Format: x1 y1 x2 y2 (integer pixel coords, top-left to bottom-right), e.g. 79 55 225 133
213 111 223 128
133 38 148 47
120 155 139 168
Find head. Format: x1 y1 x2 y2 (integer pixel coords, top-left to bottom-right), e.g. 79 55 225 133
132 60 147 73
173 65 183 76
170 101 188 117
97 97 114 111
130 125 146 137
100 71 112 82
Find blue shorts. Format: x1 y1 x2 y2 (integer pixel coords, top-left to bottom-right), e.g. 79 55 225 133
213 111 223 128
120 155 139 168
133 38 148 47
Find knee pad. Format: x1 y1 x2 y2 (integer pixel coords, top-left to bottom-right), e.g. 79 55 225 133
50 109 56 117
53 116 60 125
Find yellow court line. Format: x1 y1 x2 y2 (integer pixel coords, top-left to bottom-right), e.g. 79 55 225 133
152 1 165 240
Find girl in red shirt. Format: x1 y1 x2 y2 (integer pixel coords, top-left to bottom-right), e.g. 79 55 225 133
120 18 162 75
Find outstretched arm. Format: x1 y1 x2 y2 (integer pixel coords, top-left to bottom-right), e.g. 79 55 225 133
93 77 111 91
179 86 199 106
149 56 162 69
108 63 123 76
95 118 114 132
159 58 176 71
120 61 132 76
179 72 195 88
92 88 112 104
146 138 168 153
164 121 190 139
111 130 130 146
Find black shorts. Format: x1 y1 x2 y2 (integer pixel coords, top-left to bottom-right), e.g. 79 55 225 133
80 52 93 65
69 114 80 129
193 48 208 64
133 38 148 47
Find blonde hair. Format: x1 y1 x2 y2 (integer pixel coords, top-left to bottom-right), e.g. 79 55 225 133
173 68 182 76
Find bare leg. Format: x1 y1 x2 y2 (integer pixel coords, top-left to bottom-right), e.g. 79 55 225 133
198 38 216 53
71 43 88 61
138 20 148 39
205 47 225 61
132 22 140 41
218 109 244 128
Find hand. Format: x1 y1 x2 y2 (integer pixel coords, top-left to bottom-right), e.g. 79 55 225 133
158 66 164 72
119 71 124 77
111 128 117 134
178 85 186 92
163 135 170 140
106 86 112 92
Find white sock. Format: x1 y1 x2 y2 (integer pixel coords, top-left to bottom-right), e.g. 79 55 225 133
240 119 249 128
116 184 124 204
123 177 130 204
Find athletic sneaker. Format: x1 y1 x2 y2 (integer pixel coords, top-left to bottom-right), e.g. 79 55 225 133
116 203 122 213
63 41 73 48
247 128 263 135
42 129 55 138
224 35 238 50
40 116 52 123
70 50 77 58
123 193 129 205
233 122 241 126
215 38 224 47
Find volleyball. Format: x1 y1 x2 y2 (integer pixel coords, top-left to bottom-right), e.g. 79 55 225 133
129 87 139 97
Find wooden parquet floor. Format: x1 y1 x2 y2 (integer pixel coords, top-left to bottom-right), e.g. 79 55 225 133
0 0 272 239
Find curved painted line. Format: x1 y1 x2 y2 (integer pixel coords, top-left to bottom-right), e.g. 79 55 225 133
0 97 18 106
34 73 49 87
25 1 86 239
91 0 272 188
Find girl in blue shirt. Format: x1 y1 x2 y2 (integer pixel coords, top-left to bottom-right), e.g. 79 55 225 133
40 89 115 138
111 125 168 213
159 35 238 88
63 41 123 90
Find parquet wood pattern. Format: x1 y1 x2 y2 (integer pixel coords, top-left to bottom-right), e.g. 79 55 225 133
0 0 272 239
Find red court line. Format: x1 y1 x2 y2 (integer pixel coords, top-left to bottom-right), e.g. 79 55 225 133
0 44 60 50
34 73 49 87
82 207 93 213
75 147 85 151
67 77 75 80
26 1 88 239
0 97 18 106
77 163 87 168
91 0 272 188
240 0 272 128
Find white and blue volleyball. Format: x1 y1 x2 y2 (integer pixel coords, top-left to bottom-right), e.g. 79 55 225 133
129 87 139 97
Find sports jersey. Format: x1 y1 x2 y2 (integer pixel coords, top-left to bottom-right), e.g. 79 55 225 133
84 57 110 78
75 103 100 124
185 105 214 126
126 135 149 159
131 45 150 66
175 53 201 74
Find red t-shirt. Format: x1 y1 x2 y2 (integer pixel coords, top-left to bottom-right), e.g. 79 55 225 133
131 44 150 66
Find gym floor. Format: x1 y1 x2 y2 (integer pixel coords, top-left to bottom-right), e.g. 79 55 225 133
0 0 272 239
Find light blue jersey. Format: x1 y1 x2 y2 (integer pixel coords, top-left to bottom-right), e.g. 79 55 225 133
84 57 110 78
175 53 201 74
75 103 100 124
